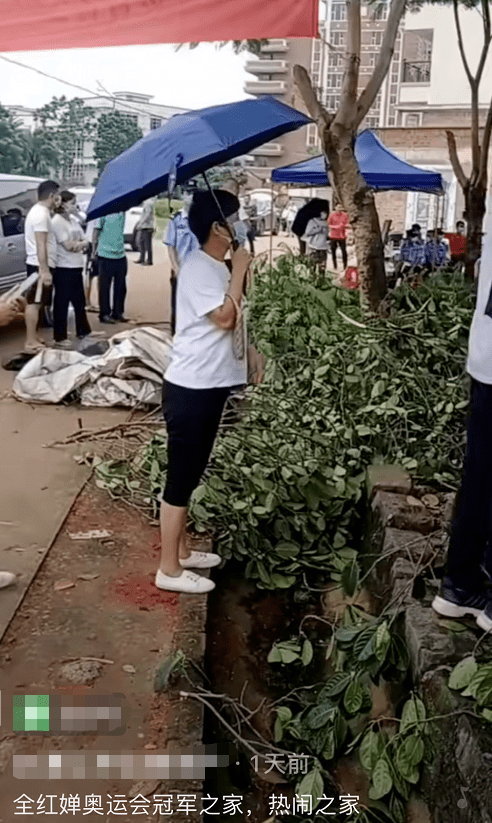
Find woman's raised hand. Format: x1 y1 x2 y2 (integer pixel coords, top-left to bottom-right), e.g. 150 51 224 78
231 247 251 278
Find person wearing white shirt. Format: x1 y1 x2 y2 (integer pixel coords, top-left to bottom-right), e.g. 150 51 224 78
156 189 250 595
432 195 492 632
51 190 91 347
23 180 60 353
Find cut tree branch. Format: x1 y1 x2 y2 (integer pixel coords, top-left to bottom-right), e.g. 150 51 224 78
453 0 475 88
356 0 406 125
445 129 469 190
475 0 492 88
335 0 361 126
293 65 332 132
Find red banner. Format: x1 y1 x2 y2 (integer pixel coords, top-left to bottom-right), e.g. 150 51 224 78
0 0 318 52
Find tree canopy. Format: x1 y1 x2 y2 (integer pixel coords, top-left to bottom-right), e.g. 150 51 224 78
94 111 143 177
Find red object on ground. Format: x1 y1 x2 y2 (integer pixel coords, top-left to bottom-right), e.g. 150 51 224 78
445 233 467 257
328 211 350 240
345 266 359 289
0 0 318 52
110 574 180 611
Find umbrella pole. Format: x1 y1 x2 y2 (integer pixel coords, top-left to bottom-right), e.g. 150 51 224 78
269 181 274 268
201 172 238 249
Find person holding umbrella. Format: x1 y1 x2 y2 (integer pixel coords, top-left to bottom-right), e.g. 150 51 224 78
292 199 329 256
156 188 250 594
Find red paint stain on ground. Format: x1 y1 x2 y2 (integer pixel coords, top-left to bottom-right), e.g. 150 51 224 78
109 574 179 611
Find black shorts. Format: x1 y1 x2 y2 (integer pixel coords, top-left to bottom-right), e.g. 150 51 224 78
25 264 54 306
162 379 243 507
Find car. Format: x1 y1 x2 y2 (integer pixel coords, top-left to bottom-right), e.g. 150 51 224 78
0 173 44 294
71 187 143 250
242 190 281 236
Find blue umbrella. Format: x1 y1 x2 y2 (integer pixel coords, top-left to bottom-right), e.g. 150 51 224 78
86 96 312 221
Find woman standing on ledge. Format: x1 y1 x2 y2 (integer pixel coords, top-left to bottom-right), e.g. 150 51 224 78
156 189 250 594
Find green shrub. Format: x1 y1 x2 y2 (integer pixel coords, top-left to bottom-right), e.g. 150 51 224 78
154 198 183 219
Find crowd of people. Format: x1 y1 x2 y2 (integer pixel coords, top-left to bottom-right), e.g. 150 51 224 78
0 183 476 601
18 179 132 355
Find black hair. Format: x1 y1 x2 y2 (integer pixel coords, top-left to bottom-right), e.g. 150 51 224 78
38 180 59 200
456 220 465 227
411 223 421 231
188 189 240 246
54 189 76 214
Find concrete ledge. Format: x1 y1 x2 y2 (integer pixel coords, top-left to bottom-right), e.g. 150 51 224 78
363 470 492 820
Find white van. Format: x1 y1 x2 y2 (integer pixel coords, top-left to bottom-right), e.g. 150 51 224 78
0 173 44 293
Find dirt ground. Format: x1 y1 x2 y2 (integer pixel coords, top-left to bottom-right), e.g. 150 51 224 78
0 483 209 823
0 233 297 823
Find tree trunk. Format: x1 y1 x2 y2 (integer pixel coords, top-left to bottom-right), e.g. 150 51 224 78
323 125 387 311
464 182 487 280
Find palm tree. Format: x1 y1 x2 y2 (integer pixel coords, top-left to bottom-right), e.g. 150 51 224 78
18 130 60 178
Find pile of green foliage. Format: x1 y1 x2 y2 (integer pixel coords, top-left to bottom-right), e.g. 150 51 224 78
187 259 473 587
95 258 474 590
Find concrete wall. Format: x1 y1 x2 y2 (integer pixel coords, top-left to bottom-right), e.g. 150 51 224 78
402 5 492 107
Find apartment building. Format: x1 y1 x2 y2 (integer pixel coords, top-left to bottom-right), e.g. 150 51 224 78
243 38 313 183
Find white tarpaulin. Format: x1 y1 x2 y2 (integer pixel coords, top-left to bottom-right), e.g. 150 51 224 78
13 327 172 407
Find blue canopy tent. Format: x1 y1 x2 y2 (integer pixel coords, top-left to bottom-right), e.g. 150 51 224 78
271 129 444 193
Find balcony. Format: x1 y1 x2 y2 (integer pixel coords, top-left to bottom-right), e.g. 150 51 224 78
244 79 287 95
260 39 288 53
250 143 284 157
401 60 431 84
245 59 288 75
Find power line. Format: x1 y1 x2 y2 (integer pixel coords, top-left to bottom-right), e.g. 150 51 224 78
0 53 186 121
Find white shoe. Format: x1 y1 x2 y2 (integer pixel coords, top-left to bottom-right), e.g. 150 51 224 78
54 340 72 349
155 569 215 594
180 551 221 569
0 572 16 589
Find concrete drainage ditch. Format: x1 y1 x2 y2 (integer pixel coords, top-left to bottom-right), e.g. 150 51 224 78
179 465 492 822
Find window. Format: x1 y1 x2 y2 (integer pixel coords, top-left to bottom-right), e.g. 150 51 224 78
405 112 421 127
367 53 376 67
122 113 139 126
401 29 432 82
371 3 388 21
328 52 343 67
327 73 343 88
390 94 396 104
150 117 162 130
371 31 383 45
331 31 345 46
0 185 39 237
365 116 379 127
325 94 340 110
331 2 347 21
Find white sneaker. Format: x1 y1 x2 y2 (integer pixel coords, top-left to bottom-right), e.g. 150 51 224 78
180 551 221 569
155 569 215 594
0 572 16 589
54 340 72 349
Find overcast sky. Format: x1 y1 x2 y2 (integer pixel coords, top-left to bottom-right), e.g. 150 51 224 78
0 43 252 110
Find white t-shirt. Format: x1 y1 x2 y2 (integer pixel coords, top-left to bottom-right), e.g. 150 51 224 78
51 214 85 268
164 249 247 389
25 202 56 268
467 274 492 384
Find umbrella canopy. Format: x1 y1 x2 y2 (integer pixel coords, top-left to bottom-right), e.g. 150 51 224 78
271 130 444 194
87 97 312 221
